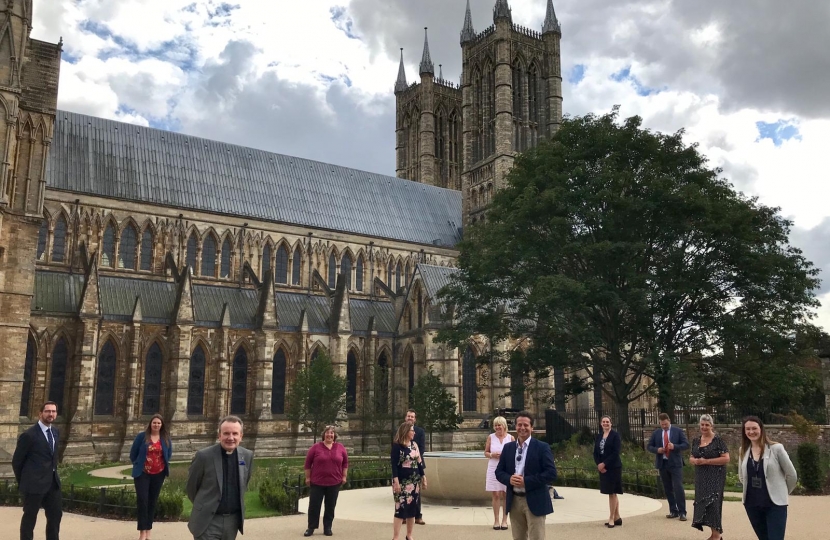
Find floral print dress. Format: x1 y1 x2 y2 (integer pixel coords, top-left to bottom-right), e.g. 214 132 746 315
391 442 424 519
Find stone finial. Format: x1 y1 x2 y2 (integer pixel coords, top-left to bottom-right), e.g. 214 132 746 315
493 0 512 23
542 0 561 34
460 0 476 44
78 258 101 318
173 268 195 324
256 269 278 330
395 48 408 93
419 27 434 76
131 296 143 324
220 303 231 328
329 274 352 334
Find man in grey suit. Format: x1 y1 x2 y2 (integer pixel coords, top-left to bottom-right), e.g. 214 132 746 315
187 416 254 540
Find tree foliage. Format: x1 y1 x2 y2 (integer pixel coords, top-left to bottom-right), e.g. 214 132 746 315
438 109 820 428
286 350 347 442
356 363 395 456
410 367 464 450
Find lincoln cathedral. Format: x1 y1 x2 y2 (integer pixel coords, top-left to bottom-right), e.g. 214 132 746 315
0 0 565 469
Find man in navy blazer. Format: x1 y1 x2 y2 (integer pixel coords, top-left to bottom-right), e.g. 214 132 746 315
647 412 690 521
495 411 557 540
12 401 62 540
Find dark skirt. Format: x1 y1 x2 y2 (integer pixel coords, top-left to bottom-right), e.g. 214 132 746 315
599 467 623 495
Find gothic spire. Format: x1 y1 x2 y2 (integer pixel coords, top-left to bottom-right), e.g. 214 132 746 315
395 48 408 92
419 27 434 76
493 0 512 23
542 0 561 34
460 0 476 44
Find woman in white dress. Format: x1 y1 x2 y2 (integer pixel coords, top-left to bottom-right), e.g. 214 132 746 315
484 416 514 530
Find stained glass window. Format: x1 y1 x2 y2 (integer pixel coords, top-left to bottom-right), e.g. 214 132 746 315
276 245 289 284
355 257 364 292
119 224 137 269
231 347 248 415
94 340 117 415
202 235 217 277
328 253 336 288
101 223 116 267
187 345 206 415
271 349 286 414
341 254 352 289
346 350 357 413
186 233 198 270
140 228 154 271
52 216 67 262
221 238 233 278
292 247 302 285
142 343 163 414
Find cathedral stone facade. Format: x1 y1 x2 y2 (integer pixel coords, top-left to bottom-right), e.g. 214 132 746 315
0 0 563 472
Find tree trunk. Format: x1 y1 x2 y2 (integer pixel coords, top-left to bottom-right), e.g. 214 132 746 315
614 400 631 441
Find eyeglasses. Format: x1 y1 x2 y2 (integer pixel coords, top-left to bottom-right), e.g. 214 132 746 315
516 444 524 463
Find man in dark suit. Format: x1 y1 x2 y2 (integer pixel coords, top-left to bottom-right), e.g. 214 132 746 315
12 401 62 540
187 416 254 540
495 411 557 540
647 412 690 521
404 409 427 525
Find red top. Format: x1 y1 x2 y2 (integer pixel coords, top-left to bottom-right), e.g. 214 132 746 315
304 442 349 486
144 440 165 475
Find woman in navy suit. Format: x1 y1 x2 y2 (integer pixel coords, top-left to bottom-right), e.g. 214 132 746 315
129 414 173 540
593 415 623 528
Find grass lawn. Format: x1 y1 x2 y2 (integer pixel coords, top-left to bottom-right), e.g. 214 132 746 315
179 491 278 520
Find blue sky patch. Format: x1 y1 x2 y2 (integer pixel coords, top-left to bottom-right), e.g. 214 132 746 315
330 6 359 40
610 65 663 96
756 120 801 146
569 64 586 84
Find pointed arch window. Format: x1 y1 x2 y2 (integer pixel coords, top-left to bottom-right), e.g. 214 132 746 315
231 347 248 415
355 256 364 292
275 245 289 284
186 233 198 270
142 343 163 414
119 224 138 269
187 345 206 415
272 348 287 414
292 246 303 285
20 336 36 417
311 347 322 365
201 235 217 277
328 253 337 288
395 262 402 292
37 219 48 260
262 243 272 279
52 215 67 262
462 346 477 412
140 228 154 271
346 350 357 413
94 340 117 415
49 338 69 413
341 254 352 289
101 223 116 267
404 261 410 287
221 237 233 278
417 287 423 328
387 261 393 287
375 352 389 413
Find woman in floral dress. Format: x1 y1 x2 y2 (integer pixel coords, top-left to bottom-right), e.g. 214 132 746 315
690 414 730 540
391 421 427 540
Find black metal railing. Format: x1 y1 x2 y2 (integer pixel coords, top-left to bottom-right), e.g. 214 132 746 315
0 480 138 518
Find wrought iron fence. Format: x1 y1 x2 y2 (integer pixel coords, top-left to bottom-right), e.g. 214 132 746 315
282 459 392 514
0 480 138 518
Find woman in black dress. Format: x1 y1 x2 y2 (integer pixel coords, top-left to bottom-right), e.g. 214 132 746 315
593 415 623 528
391 422 426 540
690 414 730 540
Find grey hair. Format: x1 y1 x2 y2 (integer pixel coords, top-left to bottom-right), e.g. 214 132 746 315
218 415 244 434
699 414 714 425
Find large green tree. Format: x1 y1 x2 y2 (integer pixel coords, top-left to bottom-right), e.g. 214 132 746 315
439 109 820 432
410 367 463 451
286 350 347 442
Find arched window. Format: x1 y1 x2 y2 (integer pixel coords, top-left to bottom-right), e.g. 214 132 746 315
262 243 272 279
271 348 287 414
375 352 389 413
186 233 198 270
48 338 69 413
395 262 402 292
275 245 289 284
511 363 525 410
346 350 357 413
462 346 477 412
52 215 67 262
230 347 248 414
341 254 352 289
292 246 302 285
101 223 116 267
417 287 423 328
220 237 233 278
355 256 364 292
20 335 36 416
37 219 47 260
328 253 337 288
94 340 117 415
142 343 163 414
387 261 393 287
140 228 154 271
118 224 138 269
404 261 410 287
311 347 322 365
407 351 415 406
187 345 206 415
201 235 217 277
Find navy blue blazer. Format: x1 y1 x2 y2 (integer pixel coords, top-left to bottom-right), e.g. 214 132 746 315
129 432 173 478
593 429 622 470
646 425 689 469
12 423 61 495
495 437 557 517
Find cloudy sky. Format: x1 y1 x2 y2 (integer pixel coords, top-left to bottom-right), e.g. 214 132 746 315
34 0 830 327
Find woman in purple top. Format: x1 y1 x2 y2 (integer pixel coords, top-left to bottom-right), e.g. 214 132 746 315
304 426 349 537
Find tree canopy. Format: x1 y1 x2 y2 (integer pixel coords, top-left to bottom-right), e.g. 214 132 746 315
410 367 464 451
286 350 347 442
438 109 820 428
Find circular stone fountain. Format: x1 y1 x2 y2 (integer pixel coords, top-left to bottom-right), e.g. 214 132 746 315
421 451 491 506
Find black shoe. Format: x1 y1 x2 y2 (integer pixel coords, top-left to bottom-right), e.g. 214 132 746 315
679 513 687 522
666 513 679 519
304 530 314 537
604 523 615 528
324 529 333 536
614 518 622 526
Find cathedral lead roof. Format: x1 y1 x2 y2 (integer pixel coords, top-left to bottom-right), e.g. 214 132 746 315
460 0 476 44
395 48 408 92
542 0 562 34
493 0 512 23
419 27 434 76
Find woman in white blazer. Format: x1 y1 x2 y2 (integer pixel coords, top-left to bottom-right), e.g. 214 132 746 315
739 416 797 540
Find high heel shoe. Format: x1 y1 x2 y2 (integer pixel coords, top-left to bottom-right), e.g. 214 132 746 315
614 518 622 526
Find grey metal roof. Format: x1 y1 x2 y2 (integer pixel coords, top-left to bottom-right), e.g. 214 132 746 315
192 285 259 328
46 110 462 247
417 264 458 299
351 298 397 335
276 293 329 332
100 276 177 324
33 271 84 313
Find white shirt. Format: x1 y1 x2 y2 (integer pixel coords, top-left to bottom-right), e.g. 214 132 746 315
38 420 55 452
514 437 530 493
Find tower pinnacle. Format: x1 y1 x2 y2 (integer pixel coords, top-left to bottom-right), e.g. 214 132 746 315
493 0 512 23
395 48 408 92
419 27 434 76
460 0 476 44
542 0 561 34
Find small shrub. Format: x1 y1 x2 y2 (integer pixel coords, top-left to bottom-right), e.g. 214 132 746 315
790 412 820 442
577 426 595 446
258 477 292 514
796 442 822 493
156 487 185 520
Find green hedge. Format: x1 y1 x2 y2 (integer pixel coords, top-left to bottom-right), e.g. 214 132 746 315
796 442 822 493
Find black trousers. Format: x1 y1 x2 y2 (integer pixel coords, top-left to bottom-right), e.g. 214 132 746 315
307 484 340 531
20 479 62 540
745 504 787 540
658 465 686 514
135 472 166 530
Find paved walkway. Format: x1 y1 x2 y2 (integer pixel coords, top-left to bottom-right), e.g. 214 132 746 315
4 496 827 540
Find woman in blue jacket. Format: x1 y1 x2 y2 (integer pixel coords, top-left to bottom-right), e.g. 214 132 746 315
594 415 623 528
129 414 173 540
